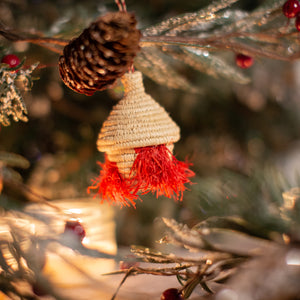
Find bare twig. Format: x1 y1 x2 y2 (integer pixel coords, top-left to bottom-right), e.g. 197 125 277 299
0 22 67 54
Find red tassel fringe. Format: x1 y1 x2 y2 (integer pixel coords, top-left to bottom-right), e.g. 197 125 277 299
131 145 195 201
87 155 139 208
88 145 195 208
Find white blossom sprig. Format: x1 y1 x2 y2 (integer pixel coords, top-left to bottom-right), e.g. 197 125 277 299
0 60 39 126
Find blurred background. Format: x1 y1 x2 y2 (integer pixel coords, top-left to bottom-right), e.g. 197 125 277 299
0 0 299 249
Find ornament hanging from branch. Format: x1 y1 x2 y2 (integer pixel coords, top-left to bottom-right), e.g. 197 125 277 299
88 71 194 208
57 0 194 207
58 9 141 96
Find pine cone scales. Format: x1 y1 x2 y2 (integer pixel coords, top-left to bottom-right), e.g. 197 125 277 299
59 12 141 96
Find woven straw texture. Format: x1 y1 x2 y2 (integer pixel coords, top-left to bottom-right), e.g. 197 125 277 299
107 148 136 177
97 71 180 153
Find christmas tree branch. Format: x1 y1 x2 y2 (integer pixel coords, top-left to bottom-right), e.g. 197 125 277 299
107 256 242 300
140 33 295 61
1 24 297 61
3 27 287 59
0 30 68 46
0 21 67 54
131 245 233 264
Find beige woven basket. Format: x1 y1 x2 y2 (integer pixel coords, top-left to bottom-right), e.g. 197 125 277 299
97 71 180 177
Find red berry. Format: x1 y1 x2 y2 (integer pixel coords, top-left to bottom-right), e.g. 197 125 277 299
295 14 300 30
64 220 86 241
161 288 183 300
1 54 20 68
283 0 300 18
235 53 254 69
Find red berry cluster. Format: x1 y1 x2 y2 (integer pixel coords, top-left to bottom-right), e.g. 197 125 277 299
1 54 20 69
235 53 254 69
282 0 300 31
161 288 183 300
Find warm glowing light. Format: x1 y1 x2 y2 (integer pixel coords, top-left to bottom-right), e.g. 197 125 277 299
66 208 83 215
216 289 238 300
282 187 300 210
286 248 300 266
282 233 291 244
82 237 90 245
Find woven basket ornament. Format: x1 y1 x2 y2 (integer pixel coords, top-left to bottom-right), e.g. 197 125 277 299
88 71 194 207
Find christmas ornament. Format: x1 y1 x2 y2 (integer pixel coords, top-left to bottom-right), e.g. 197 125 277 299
1 54 20 69
58 11 141 96
88 71 194 208
161 288 183 300
235 53 254 69
282 0 300 18
64 219 86 242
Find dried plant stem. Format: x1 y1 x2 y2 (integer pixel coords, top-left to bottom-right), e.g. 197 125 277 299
17 37 68 46
0 26 68 45
131 245 233 264
109 265 197 300
0 25 68 54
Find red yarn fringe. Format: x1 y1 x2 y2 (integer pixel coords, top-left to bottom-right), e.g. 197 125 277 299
87 155 138 208
130 144 195 201
88 145 194 207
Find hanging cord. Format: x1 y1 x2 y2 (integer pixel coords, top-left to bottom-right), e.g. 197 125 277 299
116 1 138 75
115 0 134 73
115 0 127 12
115 0 135 73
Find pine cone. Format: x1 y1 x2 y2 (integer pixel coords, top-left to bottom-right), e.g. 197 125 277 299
58 11 141 96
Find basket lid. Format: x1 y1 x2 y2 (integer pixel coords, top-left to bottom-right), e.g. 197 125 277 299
97 71 180 153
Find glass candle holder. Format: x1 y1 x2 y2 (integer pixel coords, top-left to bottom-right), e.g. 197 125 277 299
25 198 117 293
